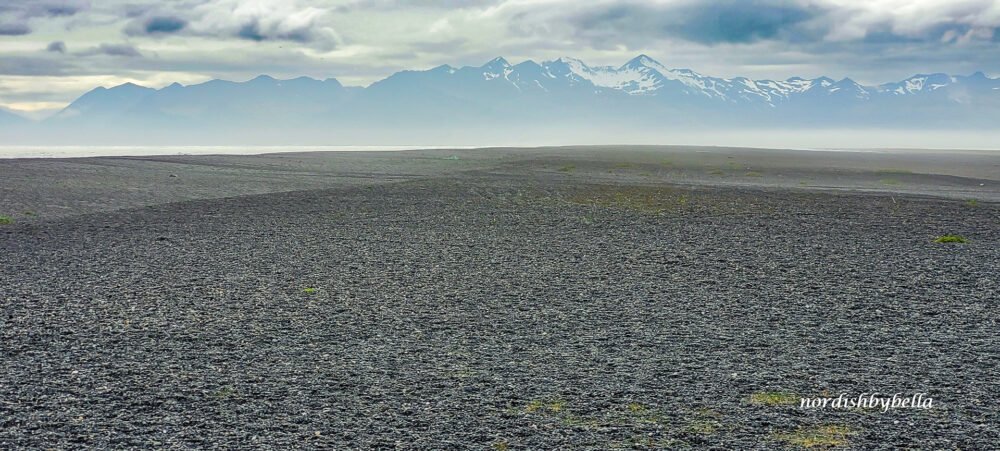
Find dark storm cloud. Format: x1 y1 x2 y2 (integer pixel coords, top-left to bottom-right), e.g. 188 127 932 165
858 21 996 46
118 1 336 46
507 0 1000 50
0 23 31 35
237 22 267 41
122 1 197 37
144 16 187 34
671 1 821 44
334 0 500 12
79 43 143 58
0 0 88 16
235 20 311 43
47 41 67 53
42 4 83 16
0 0 89 34
576 1 821 44
556 0 825 47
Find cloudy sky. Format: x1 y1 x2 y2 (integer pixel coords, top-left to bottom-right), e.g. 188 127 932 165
2 0 999 118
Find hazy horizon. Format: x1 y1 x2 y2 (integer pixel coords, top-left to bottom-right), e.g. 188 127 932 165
5 128 1000 159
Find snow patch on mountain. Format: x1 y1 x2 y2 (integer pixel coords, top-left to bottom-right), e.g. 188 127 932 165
527 55 880 105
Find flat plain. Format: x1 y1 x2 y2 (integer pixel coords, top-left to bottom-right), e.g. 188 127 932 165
1 146 998 449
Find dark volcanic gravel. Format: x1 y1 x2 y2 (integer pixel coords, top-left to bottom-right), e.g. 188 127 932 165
2 166 999 448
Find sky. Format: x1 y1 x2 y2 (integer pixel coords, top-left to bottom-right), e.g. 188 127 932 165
2 0 999 119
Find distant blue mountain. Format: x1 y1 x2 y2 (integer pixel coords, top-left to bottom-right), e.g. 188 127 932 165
0 107 28 125
9 55 1000 143
50 82 156 121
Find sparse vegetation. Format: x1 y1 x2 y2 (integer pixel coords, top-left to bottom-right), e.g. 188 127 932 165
558 164 576 172
443 370 474 379
512 397 678 433
210 387 236 400
684 408 725 435
708 169 725 175
688 419 721 434
774 425 858 448
523 399 565 413
23 211 34 216
695 407 721 417
750 391 799 406
568 185 684 214
0 216 12 225
302 287 318 293
616 436 659 448
966 199 979 207
492 441 509 450
934 235 968 243
566 185 775 216
745 171 763 177
878 178 901 185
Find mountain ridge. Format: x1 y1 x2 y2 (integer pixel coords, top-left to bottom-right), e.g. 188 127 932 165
4 55 999 144
48 54 1000 119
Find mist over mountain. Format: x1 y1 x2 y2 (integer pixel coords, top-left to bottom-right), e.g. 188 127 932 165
0 107 28 126
5 55 1000 146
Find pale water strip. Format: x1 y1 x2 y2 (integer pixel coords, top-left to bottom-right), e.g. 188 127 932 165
0 145 475 159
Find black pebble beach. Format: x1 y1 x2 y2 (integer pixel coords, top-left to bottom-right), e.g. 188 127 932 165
2 146 999 449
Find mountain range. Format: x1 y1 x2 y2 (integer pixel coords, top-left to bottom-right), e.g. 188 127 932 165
4 55 1000 144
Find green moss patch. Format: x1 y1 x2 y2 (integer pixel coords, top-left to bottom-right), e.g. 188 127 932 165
934 235 968 243
750 391 799 406
774 425 858 448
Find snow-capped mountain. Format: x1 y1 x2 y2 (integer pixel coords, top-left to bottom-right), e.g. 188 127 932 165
539 55 876 106
5 55 998 143
876 72 1000 99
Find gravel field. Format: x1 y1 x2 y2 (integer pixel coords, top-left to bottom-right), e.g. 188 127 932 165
2 147 999 449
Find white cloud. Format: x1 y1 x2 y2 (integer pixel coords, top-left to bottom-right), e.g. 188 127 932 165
189 0 341 45
823 0 1000 41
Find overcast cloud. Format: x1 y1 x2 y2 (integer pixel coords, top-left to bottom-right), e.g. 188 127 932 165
1 0 999 118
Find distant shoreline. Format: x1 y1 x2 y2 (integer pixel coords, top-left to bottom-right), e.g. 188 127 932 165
3 144 1000 160
0 145 471 160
